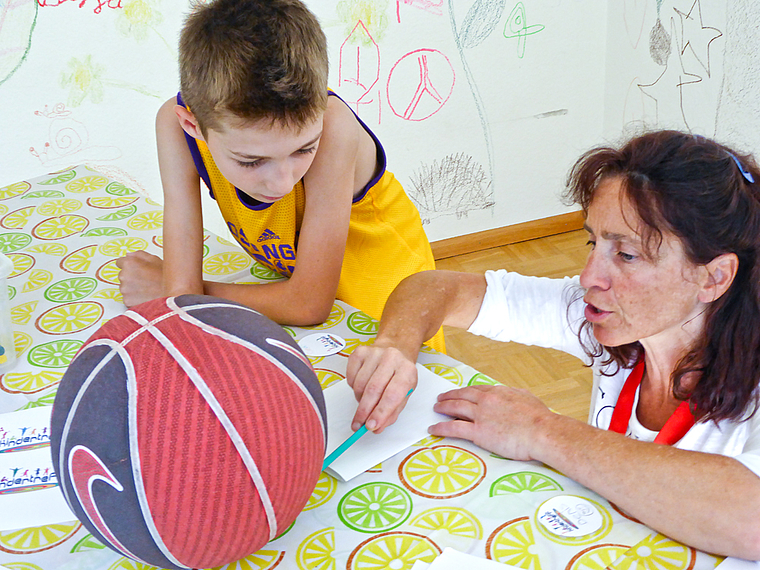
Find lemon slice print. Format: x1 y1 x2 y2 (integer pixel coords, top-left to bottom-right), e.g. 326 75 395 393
3 562 45 570
22 269 54 293
423 363 463 386
314 368 344 389
0 522 81 554
296 528 335 570
250 262 286 280
303 472 338 511
35 301 104 335
99 237 148 257
107 558 161 570
0 181 31 200
36 198 82 216
338 482 413 533
347 311 380 335
97 204 138 221
486 516 541 569
338 338 375 357
64 175 108 193
39 169 76 185
27 242 67 256
1 370 63 394
96 259 122 285
27 339 83 368
87 195 138 209
14 331 33 356
609 533 696 570
306 304 346 330
32 215 88 240
203 251 252 275
347 531 440 570
127 210 163 231
0 232 32 253
152 235 163 248
69 533 106 553
10 300 38 324
0 204 6 215
23 190 67 199
60 244 98 274
1 206 35 229
413 435 444 447
409 507 483 539
105 181 137 195
92 288 123 303
490 471 564 495
7 252 35 278
207 550 285 570
567 543 631 570
45 276 98 302
468 372 499 386
399 445 486 498
82 227 129 237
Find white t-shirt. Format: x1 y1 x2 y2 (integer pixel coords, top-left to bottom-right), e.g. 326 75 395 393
466 269 760 478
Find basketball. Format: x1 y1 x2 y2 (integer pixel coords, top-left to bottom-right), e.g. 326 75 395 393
50 295 327 570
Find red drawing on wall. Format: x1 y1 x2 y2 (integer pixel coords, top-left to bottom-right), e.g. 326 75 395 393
396 0 443 23
37 0 121 14
338 21 382 124
386 49 455 121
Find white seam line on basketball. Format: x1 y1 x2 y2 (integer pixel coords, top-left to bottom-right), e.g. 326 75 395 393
135 304 279 542
58 338 160 567
168 298 327 446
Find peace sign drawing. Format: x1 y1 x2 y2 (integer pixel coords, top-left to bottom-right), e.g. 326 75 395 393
386 49 456 121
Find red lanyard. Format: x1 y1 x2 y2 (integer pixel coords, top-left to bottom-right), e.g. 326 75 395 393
608 360 695 445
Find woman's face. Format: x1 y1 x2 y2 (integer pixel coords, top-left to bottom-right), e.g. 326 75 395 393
579 177 708 349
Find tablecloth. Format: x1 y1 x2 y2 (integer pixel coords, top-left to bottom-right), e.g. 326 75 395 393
0 167 725 570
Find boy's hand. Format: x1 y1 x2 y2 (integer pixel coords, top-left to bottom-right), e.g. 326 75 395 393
346 344 418 434
116 250 165 307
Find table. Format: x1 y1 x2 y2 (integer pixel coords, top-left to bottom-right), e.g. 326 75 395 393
0 167 725 570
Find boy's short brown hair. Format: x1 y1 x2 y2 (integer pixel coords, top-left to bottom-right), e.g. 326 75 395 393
179 0 328 134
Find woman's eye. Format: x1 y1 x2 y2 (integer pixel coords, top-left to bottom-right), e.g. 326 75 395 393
618 251 636 262
586 240 596 249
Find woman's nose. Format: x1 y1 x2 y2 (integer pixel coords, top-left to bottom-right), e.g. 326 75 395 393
579 247 609 290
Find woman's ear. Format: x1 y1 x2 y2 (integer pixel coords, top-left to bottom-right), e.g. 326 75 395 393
174 105 204 141
698 253 739 303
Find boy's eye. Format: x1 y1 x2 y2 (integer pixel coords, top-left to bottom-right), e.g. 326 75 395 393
617 251 636 262
585 239 596 249
297 146 317 156
237 159 262 168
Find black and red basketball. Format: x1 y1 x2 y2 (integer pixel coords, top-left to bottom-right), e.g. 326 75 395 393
50 295 326 569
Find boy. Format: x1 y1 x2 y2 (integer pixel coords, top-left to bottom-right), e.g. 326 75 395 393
116 0 445 351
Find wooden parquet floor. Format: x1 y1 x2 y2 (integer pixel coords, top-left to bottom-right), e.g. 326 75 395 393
435 229 592 421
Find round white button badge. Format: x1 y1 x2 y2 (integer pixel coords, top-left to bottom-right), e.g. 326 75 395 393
535 495 604 538
298 333 347 357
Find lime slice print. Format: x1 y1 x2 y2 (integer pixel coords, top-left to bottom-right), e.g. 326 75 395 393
95 259 122 285
13 331 33 356
22 190 66 199
60 244 98 274
126 210 163 231
306 304 346 330
39 169 76 185
1 370 63 394
7 252 35 278
0 522 81 554
107 558 161 570
105 181 137 195
99 237 148 257
251 262 286 280
27 242 67 256
468 372 499 386
486 517 540 570
1 206 36 229
97 204 138 221
45 277 98 302
282 326 296 337
338 482 413 533
567 544 631 570
35 301 104 335
36 198 82 216
303 472 338 511
92 288 123 303
0 232 31 253
7 284 15 300
82 227 129 237
347 311 380 335
296 528 335 570
31 215 88 240
207 550 285 570
347 531 440 570
64 175 108 193
27 339 83 367
70 533 106 553
409 507 483 539
87 195 138 209
399 445 486 498
490 471 564 496
423 363 463 386
314 368 344 389
10 300 38 324
203 251 252 275
22 269 53 293
0 181 31 200
20 391 57 408
609 533 696 570
533 496 612 546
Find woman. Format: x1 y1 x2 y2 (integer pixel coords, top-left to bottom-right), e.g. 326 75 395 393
346 130 760 557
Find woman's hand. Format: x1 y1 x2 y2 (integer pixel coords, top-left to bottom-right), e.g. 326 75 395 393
116 250 165 307
429 384 555 461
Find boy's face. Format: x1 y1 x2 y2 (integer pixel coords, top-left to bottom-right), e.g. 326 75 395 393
202 116 323 203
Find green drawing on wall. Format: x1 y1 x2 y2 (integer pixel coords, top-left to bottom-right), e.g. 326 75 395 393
0 0 38 87
337 0 390 44
60 55 161 107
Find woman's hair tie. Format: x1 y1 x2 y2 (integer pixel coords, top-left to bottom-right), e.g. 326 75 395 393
727 151 755 184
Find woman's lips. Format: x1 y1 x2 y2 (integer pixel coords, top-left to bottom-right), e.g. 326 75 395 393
584 301 611 323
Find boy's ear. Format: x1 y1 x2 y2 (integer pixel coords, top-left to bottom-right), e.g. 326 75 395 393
174 105 204 141
698 252 739 303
